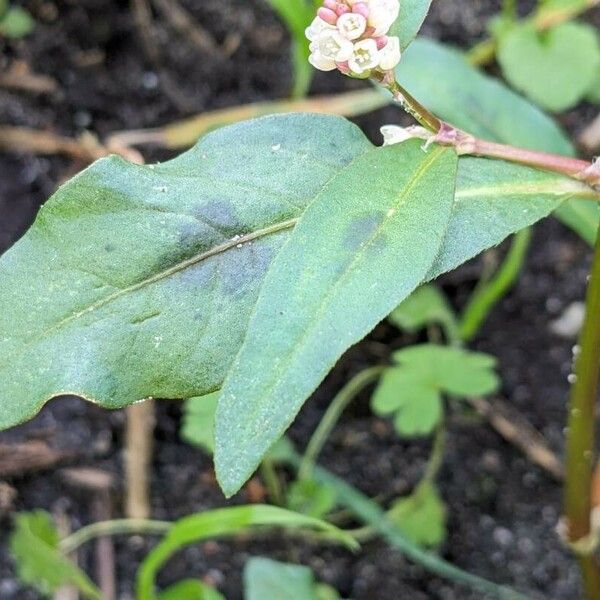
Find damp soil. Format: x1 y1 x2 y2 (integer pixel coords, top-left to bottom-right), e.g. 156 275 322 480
1 1 599 598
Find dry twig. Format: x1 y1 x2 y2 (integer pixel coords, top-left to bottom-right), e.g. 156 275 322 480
0 441 72 477
467 396 564 481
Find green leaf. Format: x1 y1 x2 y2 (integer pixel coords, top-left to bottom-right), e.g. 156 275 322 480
244 557 316 600
9 511 102 600
396 37 599 242
372 345 499 437
315 584 343 600
587 70 600 104
182 392 296 463
157 580 225 600
287 478 337 518
215 141 458 496
428 157 595 279
390 0 433 50
0 114 372 432
181 392 219 454
393 344 500 396
388 284 458 340
0 6 34 38
555 199 600 245
397 38 573 154
388 483 447 547
266 0 315 98
372 370 442 437
137 504 358 600
497 22 600 112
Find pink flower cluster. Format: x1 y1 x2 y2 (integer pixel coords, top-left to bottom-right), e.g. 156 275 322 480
306 0 401 77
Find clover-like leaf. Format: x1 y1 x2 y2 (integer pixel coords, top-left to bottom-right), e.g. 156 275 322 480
392 345 500 397
372 369 442 437
388 482 447 547
497 22 600 112
10 511 101 600
371 344 500 437
388 284 458 340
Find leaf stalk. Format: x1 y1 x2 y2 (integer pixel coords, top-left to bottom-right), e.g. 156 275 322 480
378 75 600 193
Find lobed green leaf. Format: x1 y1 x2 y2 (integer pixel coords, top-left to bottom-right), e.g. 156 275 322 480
388 482 447 548
9 511 102 600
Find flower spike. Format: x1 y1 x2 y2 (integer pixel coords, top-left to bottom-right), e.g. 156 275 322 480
307 0 402 78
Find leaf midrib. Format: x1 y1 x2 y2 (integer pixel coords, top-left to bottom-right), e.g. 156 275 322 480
6 218 298 355
221 146 450 457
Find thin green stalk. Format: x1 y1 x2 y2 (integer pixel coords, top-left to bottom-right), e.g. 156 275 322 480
287 452 529 599
378 75 600 191
59 519 172 555
298 366 385 481
564 227 600 598
261 457 285 506
459 228 532 342
422 425 446 484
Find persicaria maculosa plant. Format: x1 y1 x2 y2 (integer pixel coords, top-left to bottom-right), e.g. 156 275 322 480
2 0 600 596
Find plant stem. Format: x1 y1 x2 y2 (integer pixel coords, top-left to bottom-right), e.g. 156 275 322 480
564 227 600 598
287 453 530 599
59 519 172 555
260 457 285 506
379 77 600 192
459 228 532 341
422 425 446 484
298 366 385 481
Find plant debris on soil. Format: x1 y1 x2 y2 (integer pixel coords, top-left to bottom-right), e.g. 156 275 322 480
1 0 599 598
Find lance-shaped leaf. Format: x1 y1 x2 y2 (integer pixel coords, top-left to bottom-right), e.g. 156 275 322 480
391 0 433 50
214 141 458 496
137 504 357 600
0 114 593 445
428 157 596 279
0 114 372 431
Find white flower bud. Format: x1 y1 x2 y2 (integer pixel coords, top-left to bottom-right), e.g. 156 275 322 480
336 13 367 40
305 16 336 42
348 38 380 74
368 0 400 36
315 30 354 62
378 36 401 70
308 52 337 71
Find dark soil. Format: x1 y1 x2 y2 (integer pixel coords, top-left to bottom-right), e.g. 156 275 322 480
1 0 599 598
